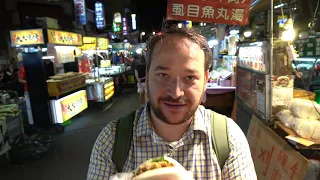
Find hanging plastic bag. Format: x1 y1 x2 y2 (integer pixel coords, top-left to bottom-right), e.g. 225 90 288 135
288 98 320 120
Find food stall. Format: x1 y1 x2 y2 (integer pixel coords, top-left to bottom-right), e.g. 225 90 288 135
47 72 87 124
46 29 83 74
9 28 87 130
79 36 115 102
235 41 320 180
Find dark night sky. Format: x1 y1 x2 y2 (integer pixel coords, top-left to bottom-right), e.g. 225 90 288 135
86 0 168 32
134 0 168 32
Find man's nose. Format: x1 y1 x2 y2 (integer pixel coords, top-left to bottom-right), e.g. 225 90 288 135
167 78 184 99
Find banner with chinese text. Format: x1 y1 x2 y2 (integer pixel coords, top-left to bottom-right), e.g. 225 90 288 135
10 29 44 46
47 29 83 46
74 0 87 25
247 115 309 180
167 0 251 25
60 90 88 122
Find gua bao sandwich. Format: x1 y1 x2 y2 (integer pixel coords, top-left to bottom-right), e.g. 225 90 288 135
132 156 194 180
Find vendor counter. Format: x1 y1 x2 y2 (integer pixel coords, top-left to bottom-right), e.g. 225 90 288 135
202 83 236 118
46 73 88 124
86 77 114 102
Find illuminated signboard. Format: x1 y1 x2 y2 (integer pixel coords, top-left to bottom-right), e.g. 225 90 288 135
10 29 44 46
74 0 87 25
114 12 122 23
131 14 136 30
80 36 97 50
123 17 128 35
97 38 109 50
47 29 83 46
95 1 105 29
113 22 122 33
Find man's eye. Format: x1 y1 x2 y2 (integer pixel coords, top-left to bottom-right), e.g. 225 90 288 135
158 73 168 78
185 76 195 81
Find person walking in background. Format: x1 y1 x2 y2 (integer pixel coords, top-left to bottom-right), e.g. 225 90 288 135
18 60 34 125
135 55 147 104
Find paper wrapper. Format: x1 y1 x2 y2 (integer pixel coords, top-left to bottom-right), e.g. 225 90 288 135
110 168 194 180
110 156 194 180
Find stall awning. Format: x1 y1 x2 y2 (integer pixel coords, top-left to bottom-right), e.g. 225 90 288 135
250 0 290 14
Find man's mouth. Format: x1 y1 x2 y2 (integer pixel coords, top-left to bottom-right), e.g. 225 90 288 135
162 101 186 111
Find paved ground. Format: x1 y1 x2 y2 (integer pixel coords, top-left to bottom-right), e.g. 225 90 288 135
0 89 140 180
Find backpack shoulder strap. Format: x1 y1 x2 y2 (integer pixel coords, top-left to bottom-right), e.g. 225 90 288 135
210 110 230 169
112 111 136 172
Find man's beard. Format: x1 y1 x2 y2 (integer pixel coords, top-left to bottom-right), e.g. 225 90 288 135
147 88 203 125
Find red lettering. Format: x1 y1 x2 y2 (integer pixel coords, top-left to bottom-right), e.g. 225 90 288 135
256 129 261 138
76 9 84 14
290 162 299 179
270 169 281 180
277 150 288 167
249 124 255 137
76 3 83 8
258 146 275 176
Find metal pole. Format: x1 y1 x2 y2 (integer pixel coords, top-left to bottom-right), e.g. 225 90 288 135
269 0 274 124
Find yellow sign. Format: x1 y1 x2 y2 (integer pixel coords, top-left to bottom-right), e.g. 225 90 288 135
47 74 86 97
47 29 83 46
60 90 88 122
10 29 44 46
80 36 97 50
98 37 109 50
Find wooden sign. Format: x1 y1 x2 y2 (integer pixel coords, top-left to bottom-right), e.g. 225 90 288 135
247 115 309 180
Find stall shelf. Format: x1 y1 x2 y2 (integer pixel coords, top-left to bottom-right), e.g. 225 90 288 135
86 77 114 102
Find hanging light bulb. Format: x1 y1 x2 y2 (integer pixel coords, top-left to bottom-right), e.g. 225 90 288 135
281 18 295 41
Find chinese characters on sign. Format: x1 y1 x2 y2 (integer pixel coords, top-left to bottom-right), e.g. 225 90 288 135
247 115 309 180
47 29 83 46
10 29 44 46
167 0 250 25
74 0 87 25
238 46 265 72
95 1 105 29
60 90 88 122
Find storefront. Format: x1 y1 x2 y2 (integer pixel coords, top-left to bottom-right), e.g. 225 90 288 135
234 3 320 179
9 28 87 130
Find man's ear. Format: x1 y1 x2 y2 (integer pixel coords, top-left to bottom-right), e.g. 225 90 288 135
204 69 209 85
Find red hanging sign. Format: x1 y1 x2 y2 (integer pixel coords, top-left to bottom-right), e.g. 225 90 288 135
166 0 251 25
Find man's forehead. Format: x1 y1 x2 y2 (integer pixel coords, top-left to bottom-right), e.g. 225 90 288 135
152 34 203 54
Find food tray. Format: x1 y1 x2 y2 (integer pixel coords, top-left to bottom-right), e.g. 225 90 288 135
293 89 316 100
274 121 320 150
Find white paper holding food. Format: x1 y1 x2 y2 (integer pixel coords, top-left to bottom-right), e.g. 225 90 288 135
110 156 194 180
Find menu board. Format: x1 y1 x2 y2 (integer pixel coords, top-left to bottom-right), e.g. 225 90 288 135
238 44 266 73
272 75 294 106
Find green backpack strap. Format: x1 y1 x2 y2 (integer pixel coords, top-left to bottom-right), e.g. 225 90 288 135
211 111 230 169
112 111 136 172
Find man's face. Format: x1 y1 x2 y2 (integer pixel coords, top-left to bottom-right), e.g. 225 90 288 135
147 35 209 125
